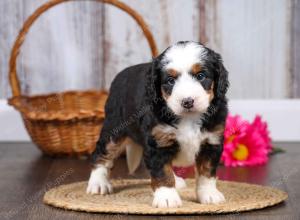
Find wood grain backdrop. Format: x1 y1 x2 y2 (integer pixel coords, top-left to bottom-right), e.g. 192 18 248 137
0 0 299 99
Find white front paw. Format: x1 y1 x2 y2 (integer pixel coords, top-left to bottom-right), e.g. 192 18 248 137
87 178 113 195
197 176 225 204
86 166 113 195
197 187 225 204
152 187 182 208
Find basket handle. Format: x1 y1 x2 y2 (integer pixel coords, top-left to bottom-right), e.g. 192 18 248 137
9 0 159 97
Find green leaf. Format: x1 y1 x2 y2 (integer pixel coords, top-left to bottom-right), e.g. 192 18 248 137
269 146 285 155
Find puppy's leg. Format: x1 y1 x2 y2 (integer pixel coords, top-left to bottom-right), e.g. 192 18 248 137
144 136 181 207
151 125 187 190
195 143 225 204
86 136 126 195
150 164 182 208
142 124 181 208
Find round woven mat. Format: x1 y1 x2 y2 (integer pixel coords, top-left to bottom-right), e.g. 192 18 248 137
43 179 287 215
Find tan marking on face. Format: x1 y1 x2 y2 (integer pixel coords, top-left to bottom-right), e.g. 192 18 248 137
151 164 175 191
166 68 179 78
151 124 176 147
190 63 202 75
161 88 170 101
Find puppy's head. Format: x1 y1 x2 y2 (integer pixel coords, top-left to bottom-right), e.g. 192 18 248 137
152 41 229 117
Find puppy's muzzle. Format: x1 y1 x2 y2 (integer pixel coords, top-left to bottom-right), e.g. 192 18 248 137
181 97 194 109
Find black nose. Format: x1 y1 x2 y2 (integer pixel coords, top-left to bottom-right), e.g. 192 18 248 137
181 97 194 109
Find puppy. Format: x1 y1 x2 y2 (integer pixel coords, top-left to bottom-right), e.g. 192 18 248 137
87 41 229 208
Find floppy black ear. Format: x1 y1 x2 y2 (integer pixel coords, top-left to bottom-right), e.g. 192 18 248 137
146 57 163 105
213 52 229 99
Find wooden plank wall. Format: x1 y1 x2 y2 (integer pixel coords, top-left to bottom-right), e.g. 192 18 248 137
0 0 105 97
102 0 200 90
0 0 298 99
204 0 292 98
291 0 300 97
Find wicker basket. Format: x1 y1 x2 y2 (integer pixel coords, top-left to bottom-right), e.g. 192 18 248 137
8 0 158 156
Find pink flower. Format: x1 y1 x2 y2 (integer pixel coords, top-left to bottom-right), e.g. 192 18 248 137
221 114 272 167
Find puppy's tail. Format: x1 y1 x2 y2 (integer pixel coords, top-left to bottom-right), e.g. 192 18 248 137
126 144 143 174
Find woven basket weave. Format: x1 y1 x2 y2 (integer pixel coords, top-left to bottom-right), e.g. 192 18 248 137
8 0 158 156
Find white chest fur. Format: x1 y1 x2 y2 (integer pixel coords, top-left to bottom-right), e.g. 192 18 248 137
171 118 222 167
172 118 202 167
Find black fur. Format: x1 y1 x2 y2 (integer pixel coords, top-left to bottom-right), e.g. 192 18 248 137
91 41 229 181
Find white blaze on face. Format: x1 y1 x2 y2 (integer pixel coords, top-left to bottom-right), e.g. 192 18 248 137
167 73 210 115
163 42 206 72
162 42 210 115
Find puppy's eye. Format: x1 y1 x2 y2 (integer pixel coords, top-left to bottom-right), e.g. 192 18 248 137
167 77 175 85
196 72 206 81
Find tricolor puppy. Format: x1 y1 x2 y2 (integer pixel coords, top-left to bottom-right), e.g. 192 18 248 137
87 41 229 208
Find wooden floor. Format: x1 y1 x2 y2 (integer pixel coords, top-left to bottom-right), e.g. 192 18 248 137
0 142 299 220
